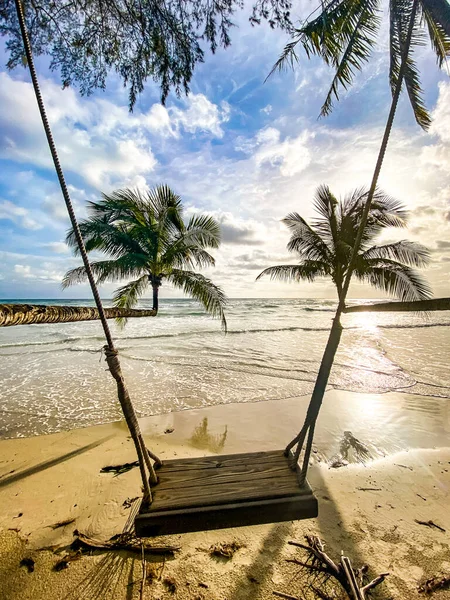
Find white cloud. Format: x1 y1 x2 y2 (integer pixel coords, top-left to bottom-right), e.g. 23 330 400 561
42 242 70 254
14 264 32 278
0 75 230 191
14 262 64 283
260 104 273 115
0 199 42 230
171 95 230 138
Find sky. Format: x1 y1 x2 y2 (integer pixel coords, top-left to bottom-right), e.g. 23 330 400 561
0 5 449 301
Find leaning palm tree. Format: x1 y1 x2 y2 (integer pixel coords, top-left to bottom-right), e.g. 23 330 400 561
257 185 431 303
257 185 432 478
62 186 227 329
266 0 446 477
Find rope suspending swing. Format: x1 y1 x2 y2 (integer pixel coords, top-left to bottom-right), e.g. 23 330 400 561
14 0 161 504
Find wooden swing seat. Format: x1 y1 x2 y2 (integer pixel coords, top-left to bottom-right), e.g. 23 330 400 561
134 449 318 536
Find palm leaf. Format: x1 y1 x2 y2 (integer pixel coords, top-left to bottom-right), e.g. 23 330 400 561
390 0 431 130
320 0 381 116
283 211 333 260
61 257 145 288
361 240 430 266
421 1 450 66
421 0 450 38
167 269 227 331
355 261 432 300
256 261 331 283
112 275 150 326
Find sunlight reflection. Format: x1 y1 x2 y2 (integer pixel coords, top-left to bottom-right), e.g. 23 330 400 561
351 312 380 334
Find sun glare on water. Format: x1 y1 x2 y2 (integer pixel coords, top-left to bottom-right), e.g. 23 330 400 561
352 312 380 334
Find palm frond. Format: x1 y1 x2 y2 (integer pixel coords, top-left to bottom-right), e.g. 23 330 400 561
256 261 331 283
355 260 432 300
361 240 430 266
310 185 340 249
283 210 333 260
167 270 227 331
320 0 381 117
66 217 147 257
62 256 146 288
421 1 450 66
421 0 450 40
185 214 221 248
112 275 150 326
390 0 431 130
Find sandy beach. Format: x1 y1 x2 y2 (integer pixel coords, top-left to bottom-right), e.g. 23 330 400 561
0 390 449 600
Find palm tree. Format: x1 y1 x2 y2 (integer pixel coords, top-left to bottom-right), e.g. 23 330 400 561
258 185 432 478
62 186 227 330
267 0 446 475
257 185 431 303
0 303 156 327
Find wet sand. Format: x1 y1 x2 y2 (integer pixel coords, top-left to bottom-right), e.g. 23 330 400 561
0 391 449 599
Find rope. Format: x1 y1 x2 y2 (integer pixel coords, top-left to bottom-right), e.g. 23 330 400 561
286 0 421 480
14 0 160 504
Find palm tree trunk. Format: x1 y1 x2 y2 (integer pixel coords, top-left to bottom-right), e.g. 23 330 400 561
288 0 420 478
344 297 450 313
0 303 157 327
152 284 160 312
14 0 158 503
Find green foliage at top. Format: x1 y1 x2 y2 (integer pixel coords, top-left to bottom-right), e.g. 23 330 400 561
1 0 293 109
62 185 227 329
257 185 432 302
270 0 450 129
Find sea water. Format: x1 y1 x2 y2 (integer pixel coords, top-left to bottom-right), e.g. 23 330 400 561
0 298 449 449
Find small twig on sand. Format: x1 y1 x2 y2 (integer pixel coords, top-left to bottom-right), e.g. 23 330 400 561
273 592 301 600
48 518 76 530
140 541 146 600
414 519 446 533
394 463 413 471
418 574 450 594
357 488 382 492
361 574 390 594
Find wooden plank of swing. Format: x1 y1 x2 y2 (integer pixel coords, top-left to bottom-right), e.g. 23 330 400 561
135 450 318 536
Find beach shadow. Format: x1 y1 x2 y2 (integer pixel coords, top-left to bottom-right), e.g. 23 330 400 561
0 435 113 489
226 522 293 599
63 551 137 600
310 465 367 568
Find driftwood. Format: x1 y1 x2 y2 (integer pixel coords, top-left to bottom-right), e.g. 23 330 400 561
282 536 388 600
71 531 179 556
343 298 450 313
0 303 156 327
414 519 446 533
418 574 450 594
100 461 140 476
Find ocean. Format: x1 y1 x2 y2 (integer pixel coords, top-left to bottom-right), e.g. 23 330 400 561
0 298 449 457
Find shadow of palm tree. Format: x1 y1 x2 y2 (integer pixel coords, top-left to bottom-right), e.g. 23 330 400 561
0 436 114 489
310 465 367 567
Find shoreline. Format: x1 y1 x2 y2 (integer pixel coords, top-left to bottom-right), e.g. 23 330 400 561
2 389 449 462
1 391 449 599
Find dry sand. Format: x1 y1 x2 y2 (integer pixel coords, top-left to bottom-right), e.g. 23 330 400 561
0 392 449 600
